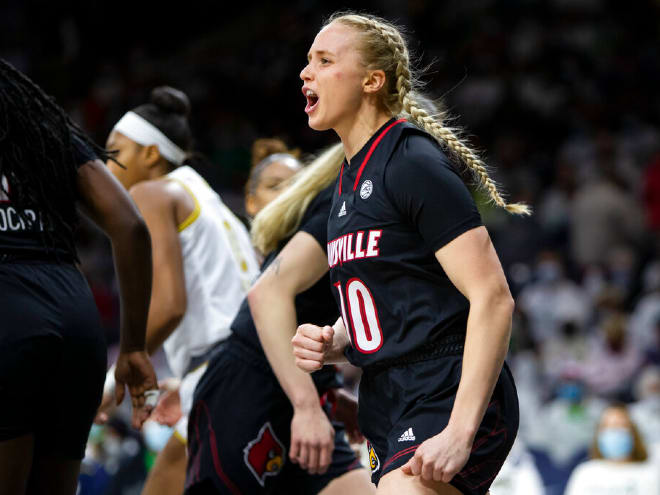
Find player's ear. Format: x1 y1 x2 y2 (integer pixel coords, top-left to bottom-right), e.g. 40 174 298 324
245 194 258 218
363 69 386 95
141 144 162 168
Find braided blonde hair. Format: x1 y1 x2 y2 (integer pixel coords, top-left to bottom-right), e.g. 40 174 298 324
327 12 530 215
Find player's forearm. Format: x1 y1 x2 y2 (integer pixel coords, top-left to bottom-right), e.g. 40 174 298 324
448 290 513 438
249 286 322 410
325 317 350 364
111 220 153 352
144 313 181 355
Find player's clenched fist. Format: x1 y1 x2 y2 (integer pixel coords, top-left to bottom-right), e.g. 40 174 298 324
292 324 334 372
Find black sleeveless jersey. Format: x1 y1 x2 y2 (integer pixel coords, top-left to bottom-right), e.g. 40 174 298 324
327 119 482 368
231 184 341 392
0 136 96 260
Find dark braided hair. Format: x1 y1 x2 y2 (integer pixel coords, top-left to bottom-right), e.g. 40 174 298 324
0 59 112 258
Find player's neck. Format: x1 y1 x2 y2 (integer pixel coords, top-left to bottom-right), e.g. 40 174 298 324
337 108 392 166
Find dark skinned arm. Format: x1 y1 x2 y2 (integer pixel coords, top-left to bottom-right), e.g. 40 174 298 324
77 159 157 428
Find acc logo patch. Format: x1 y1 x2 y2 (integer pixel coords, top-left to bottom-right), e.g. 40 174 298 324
368 442 380 473
243 422 286 486
360 180 373 199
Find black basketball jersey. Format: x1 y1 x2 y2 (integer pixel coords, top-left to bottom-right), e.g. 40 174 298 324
0 135 96 260
231 184 341 392
327 119 483 368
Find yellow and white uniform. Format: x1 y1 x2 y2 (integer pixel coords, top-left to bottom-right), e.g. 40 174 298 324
165 165 260 441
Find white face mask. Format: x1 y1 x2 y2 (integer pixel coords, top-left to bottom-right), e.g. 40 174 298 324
142 420 174 452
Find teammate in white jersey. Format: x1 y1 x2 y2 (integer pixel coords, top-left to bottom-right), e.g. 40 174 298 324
98 87 301 495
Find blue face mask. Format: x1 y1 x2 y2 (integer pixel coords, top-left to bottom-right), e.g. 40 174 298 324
557 383 583 403
598 428 634 460
143 420 174 453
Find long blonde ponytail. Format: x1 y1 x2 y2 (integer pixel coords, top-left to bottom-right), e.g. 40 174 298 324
328 12 531 216
251 143 344 255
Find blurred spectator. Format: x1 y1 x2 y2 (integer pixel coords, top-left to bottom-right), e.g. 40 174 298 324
581 312 644 398
518 250 590 343
643 153 660 231
102 417 149 495
490 438 545 495
629 260 660 354
539 321 590 384
509 346 545 441
605 245 639 300
141 419 175 465
527 375 604 472
78 424 112 495
570 152 645 268
78 417 146 495
564 404 660 495
630 366 660 456
536 158 577 246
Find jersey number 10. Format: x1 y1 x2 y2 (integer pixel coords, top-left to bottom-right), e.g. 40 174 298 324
333 279 384 354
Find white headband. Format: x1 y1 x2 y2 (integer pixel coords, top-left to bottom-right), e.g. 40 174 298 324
113 111 186 165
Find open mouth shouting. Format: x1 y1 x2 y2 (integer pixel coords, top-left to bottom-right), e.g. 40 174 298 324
303 87 319 114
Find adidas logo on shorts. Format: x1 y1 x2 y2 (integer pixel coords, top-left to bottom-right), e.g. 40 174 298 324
398 427 416 442
338 201 347 217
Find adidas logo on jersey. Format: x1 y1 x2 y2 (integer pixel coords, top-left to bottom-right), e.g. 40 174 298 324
338 201 347 217
398 428 416 442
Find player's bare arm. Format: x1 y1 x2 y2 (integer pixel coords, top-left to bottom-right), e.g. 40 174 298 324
402 226 513 482
77 159 158 429
129 179 189 355
249 231 335 475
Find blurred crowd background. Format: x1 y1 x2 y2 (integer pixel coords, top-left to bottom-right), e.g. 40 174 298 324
3 0 660 493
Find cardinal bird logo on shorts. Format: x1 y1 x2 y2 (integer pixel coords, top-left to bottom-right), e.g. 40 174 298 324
243 422 286 486
368 442 380 473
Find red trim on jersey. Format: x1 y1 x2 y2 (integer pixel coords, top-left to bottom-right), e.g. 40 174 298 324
382 444 420 471
338 118 407 196
338 160 346 196
470 400 504 453
356 290 372 341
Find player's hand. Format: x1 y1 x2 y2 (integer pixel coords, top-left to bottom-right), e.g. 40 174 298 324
114 350 159 430
151 379 183 427
93 390 116 424
332 388 364 444
401 423 472 482
290 404 335 475
292 324 334 372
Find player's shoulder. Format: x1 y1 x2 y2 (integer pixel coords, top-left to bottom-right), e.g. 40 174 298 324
396 126 452 167
386 126 458 186
129 178 182 212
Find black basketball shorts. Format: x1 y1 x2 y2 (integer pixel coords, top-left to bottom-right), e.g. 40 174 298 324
359 355 519 495
185 337 362 495
0 261 106 459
